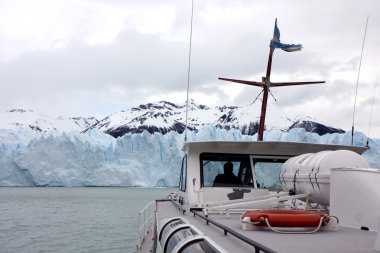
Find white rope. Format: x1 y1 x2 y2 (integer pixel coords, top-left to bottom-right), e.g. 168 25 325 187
264 216 325 234
241 213 335 234
268 89 292 121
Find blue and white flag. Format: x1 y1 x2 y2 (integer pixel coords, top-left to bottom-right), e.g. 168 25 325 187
270 21 302 52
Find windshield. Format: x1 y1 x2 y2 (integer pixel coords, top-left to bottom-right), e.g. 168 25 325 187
253 159 287 190
200 153 253 188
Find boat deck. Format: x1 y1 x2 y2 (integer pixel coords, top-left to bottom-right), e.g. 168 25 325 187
155 200 378 253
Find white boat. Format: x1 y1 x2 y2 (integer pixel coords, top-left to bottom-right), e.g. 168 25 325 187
136 140 380 253
136 18 380 253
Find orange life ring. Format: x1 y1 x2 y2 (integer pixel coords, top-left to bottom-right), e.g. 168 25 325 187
241 210 329 227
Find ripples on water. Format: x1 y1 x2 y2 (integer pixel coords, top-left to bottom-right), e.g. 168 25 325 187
0 187 174 253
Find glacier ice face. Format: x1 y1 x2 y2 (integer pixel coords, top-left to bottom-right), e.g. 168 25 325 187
0 127 379 187
2 129 185 187
0 129 43 186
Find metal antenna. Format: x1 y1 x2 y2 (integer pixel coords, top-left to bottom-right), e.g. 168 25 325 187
366 70 379 146
184 0 194 142
351 15 369 145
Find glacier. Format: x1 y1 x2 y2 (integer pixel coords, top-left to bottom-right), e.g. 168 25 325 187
0 127 379 187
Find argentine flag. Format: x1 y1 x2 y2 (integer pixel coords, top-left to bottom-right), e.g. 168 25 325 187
270 20 302 52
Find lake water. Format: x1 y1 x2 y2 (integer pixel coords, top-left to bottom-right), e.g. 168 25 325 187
0 187 173 253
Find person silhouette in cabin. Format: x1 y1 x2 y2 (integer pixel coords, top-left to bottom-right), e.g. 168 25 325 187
213 162 242 187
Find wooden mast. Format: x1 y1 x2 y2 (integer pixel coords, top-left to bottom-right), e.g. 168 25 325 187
258 21 276 142
219 19 325 141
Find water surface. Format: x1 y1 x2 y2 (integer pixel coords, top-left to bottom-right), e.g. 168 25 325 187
0 187 173 253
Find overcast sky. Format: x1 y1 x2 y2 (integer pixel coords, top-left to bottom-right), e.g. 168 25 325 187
0 0 379 137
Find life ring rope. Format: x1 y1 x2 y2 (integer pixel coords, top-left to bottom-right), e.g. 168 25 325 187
240 210 338 234
264 216 324 234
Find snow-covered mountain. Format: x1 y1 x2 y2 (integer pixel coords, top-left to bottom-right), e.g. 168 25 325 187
0 109 99 133
288 118 345 136
85 100 345 137
87 100 264 137
1 101 345 138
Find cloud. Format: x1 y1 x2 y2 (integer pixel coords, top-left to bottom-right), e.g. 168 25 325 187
0 0 380 137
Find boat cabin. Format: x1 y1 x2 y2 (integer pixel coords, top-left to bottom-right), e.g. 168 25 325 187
177 141 367 209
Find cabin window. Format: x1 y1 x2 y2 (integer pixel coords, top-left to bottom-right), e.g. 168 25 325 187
251 157 288 190
179 155 187 192
200 153 253 188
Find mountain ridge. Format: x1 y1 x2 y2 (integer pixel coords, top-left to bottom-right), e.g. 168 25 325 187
1 101 345 137
85 100 345 137
0 109 99 133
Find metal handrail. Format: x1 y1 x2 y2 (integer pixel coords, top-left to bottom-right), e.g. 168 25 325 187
191 210 278 253
139 200 155 215
207 193 309 211
137 201 156 249
201 192 289 207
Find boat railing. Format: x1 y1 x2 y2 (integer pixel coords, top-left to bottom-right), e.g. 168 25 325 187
137 200 156 249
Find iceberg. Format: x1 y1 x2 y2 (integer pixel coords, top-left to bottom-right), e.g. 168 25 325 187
0 127 379 187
